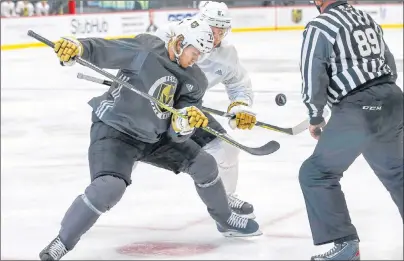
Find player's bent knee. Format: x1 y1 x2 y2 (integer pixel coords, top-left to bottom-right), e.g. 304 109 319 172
83 175 126 213
299 158 328 187
299 158 343 187
186 151 219 185
299 159 315 187
203 138 239 167
220 141 239 168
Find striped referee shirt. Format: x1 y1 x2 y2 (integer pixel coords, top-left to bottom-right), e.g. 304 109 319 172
300 0 397 125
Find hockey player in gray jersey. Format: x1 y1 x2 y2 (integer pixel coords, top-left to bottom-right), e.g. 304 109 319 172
155 1 257 219
39 18 261 261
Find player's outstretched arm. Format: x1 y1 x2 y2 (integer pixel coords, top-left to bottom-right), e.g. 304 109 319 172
222 46 256 130
366 13 397 82
53 36 145 70
380 30 398 82
223 46 254 106
79 37 148 70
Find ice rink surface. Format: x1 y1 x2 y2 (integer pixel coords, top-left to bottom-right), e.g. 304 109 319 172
1 30 403 260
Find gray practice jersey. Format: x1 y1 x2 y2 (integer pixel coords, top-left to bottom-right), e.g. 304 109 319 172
80 34 208 143
300 1 397 125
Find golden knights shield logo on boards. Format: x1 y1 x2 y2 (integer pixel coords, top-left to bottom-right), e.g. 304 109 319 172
148 76 178 120
292 9 302 24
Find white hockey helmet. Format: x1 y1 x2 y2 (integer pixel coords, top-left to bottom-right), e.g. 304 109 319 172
171 17 214 63
198 1 232 29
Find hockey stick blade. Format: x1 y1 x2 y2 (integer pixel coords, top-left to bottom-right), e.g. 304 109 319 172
77 73 308 136
241 140 280 155
29 31 280 156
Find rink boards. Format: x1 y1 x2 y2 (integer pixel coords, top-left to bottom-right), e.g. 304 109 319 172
1 3 403 50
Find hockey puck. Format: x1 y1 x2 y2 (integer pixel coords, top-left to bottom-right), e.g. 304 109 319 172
275 93 287 106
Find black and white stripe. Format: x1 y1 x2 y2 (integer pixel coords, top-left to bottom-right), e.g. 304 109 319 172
301 3 393 115
301 26 321 117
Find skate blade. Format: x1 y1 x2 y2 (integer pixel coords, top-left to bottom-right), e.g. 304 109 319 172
221 229 263 238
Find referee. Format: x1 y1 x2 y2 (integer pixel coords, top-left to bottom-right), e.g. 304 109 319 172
298 0 403 260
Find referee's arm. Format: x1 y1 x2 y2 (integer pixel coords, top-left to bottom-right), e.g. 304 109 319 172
300 25 332 125
378 25 398 80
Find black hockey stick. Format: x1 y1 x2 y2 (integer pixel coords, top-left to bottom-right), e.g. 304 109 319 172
28 30 280 156
77 73 316 135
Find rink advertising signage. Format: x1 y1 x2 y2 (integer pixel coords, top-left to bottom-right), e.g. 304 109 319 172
120 15 146 34
1 3 402 50
1 16 62 48
167 12 197 22
70 17 109 35
229 8 275 31
356 5 388 24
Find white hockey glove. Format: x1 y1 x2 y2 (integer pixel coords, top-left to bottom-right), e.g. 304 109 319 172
171 106 209 135
227 101 257 130
54 37 83 66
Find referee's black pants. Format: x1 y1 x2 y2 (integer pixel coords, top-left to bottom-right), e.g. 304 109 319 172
299 82 403 245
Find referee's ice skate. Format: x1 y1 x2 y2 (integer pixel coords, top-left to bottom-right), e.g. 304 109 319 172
311 240 360 261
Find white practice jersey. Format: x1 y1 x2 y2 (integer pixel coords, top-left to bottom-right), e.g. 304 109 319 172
1 1 16 17
35 1 49 16
154 22 254 106
15 1 34 17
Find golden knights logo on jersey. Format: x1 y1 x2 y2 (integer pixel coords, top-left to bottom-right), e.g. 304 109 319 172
158 83 175 105
148 76 178 119
191 21 199 28
292 9 302 24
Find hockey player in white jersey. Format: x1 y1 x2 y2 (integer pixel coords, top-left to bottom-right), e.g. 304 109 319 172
154 1 256 219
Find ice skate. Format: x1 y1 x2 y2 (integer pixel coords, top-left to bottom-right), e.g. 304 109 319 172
228 194 255 219
39 236 69 261
311 240 360 260
216 212 262 237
